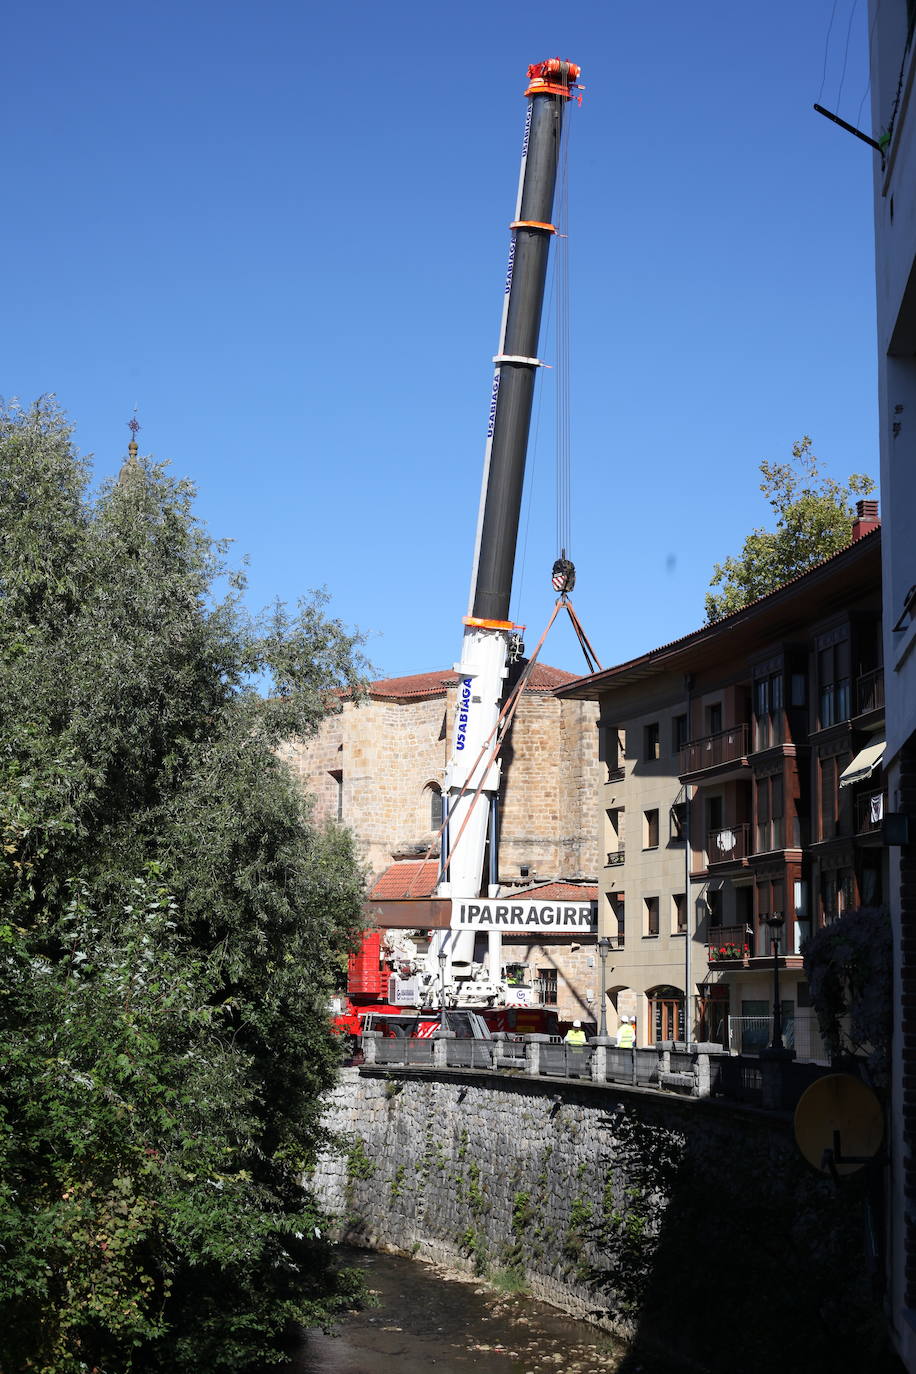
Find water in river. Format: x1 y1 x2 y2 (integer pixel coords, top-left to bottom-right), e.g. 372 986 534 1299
283 1249 644 1374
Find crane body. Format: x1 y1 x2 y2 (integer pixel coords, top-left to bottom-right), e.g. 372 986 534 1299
335 60 582 1034
432 59 580 991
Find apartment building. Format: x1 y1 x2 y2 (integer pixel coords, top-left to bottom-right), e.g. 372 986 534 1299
558 515 883 1052
869 5 916 1364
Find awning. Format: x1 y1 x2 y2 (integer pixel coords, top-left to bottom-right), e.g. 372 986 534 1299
839 736 886 788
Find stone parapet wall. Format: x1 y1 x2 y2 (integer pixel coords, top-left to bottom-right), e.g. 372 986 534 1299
315 1068 889 1374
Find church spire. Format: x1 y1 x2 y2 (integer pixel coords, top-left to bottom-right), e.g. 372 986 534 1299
118 413 141 485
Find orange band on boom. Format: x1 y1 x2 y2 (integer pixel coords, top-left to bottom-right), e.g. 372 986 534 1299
524 79 577 99
510 220 557 233
463 616 519 632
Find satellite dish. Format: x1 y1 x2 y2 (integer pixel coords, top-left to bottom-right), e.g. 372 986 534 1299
794 1073 884 1177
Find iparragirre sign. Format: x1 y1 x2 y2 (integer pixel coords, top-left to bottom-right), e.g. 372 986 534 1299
450 898 597 932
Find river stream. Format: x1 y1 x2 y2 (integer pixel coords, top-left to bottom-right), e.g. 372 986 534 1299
283 1249 657 1374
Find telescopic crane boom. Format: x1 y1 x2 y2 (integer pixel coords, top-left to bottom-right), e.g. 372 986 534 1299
433 59 581 987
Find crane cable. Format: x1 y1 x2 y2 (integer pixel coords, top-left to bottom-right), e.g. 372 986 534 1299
555 106 572 565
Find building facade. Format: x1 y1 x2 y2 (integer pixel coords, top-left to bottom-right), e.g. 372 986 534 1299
558 519 883 1055
280 662 602 1023
869 6 916 1365
280 661 600 887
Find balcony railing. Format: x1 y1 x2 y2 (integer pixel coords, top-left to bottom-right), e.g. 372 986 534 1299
707 823 751 863
856 790 886 834
606 847 625 866
706 925 751 963
855 668 885 716
681 724 749 775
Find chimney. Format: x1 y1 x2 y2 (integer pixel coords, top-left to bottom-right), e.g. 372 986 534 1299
851 499 880 541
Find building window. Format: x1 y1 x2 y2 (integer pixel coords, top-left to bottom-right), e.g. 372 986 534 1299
755 879 785 954
644 722 660 761
819 753 849 839
705 702 723 736
644 809 659 848
329 768 343 821
706 889 722 929
818 640 851 728
754 673 784 751
610 894 625 946
672 892 687 934
673 714 688 753
645 896 660 936
538 967 558 1005
606 807 625 865
819 869 854 925
648 986 684 1043
755 773 785 852
601 725 626 780
427 784 444 830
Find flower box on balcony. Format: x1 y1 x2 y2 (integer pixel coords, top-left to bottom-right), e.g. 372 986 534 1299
708 943 749 963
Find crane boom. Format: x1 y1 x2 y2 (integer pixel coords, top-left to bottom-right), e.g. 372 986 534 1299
434 59 580 986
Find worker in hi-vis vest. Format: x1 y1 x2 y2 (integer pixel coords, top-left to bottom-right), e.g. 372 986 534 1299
564 1020 587 1045
616 1018 636 1049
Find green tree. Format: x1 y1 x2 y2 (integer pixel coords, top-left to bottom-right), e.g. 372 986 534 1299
0 398 370 1372
705 437 875 622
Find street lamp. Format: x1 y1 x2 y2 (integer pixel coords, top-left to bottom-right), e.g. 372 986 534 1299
437 949 448 1032
596 936 611 1039
764 913 785 1049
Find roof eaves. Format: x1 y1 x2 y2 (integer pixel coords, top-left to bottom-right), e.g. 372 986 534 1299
555 528 881 701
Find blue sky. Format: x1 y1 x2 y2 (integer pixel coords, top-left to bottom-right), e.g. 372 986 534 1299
3 1 878 681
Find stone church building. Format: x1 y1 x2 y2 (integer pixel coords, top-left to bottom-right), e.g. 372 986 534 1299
280 662 602 1023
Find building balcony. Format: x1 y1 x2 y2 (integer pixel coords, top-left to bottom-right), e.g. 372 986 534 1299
707 823 751 866
606 847 626 867
706 925 751 966
855 790 886 837
680 724 750 783
855 668 884 718
707 919 810 967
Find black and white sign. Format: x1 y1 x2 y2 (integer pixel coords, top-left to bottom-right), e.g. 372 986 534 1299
451 898 597 932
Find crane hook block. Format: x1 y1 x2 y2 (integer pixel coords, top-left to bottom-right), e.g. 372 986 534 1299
552 558 576 594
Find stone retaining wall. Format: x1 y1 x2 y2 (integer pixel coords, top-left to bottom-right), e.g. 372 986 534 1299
314 1067 892 1374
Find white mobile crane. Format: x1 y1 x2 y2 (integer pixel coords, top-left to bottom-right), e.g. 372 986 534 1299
338 59 583 1036
426 58 582 1003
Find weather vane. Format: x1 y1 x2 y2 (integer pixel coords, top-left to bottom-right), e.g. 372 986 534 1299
128 414 140 439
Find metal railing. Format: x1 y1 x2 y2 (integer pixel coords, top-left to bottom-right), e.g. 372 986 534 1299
707 823 751 863
359 1032 832 1108
606 847 625 866
856 791 886 834
706 925 751 963
728 1013 829 1064
680 724 749 775
855 668 885 716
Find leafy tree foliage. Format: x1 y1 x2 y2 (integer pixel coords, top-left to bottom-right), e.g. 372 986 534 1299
705 438 875 622
0 398 369 1372
803 907 893 1086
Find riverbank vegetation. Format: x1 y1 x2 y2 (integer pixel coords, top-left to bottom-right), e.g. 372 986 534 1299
0 398 369 1371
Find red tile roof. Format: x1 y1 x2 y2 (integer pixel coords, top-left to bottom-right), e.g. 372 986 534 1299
510 881 598 901
368 868 597 904
368 661 577 701
369 860 440 899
